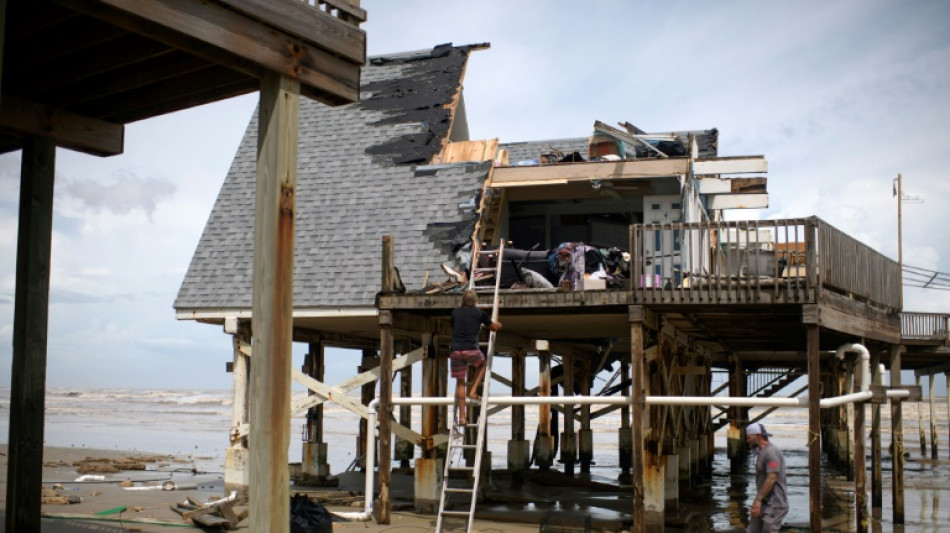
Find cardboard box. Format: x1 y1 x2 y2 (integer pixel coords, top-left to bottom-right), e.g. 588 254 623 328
576 278 606 291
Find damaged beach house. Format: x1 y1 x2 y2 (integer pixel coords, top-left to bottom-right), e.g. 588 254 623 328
175 43 935 532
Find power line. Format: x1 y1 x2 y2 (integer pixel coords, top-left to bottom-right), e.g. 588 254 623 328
903 263 950 290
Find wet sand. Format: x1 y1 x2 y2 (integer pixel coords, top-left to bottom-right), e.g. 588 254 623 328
0 444 541 533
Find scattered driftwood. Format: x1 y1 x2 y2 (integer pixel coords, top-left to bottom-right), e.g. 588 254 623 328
171 495 246 530
41 487 81 505
73 456 155 474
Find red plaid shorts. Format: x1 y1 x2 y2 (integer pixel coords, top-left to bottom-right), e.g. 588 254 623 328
449 349 485 379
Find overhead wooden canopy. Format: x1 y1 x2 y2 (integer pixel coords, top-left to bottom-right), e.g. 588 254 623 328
0 0 366 156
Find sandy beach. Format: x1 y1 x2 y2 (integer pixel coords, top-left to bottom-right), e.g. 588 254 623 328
0 444 543 533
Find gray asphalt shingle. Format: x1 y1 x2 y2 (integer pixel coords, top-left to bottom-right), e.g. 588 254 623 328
175 45 488 311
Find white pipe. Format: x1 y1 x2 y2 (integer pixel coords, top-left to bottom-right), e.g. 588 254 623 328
343 347 883 523
819 343 872 408
835 343 871 393
330 398 378 522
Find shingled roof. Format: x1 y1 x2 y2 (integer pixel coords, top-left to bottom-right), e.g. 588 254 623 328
175 44 489 312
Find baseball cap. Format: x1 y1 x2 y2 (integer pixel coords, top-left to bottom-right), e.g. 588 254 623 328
746 422 771 438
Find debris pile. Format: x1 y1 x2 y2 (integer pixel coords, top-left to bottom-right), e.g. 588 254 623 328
171 494 247 530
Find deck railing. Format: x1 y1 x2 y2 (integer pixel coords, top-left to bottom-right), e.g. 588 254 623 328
816 218 902 311
901 312 950 341
630 216 901 309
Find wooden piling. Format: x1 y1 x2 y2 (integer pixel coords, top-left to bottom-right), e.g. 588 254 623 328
946 372 950 462
303 341 328 477
619 356 633 483
377 234 395 524
562 353 577 476
421 330 437 458
806 321 822 533
358 349 378 470
580 358 593 474
225 321 251 492
871 351 883 513
854 354 868 533
6 135 56 533
396 357 413 467
535 342 555 470
929 372 938 459
916 374 926 457
249 73 299 533
630 306 646 533
890 344 904 525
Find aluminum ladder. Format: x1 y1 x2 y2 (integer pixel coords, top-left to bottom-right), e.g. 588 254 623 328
434 241 504 533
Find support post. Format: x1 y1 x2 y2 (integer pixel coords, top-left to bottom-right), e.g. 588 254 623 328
377 235 395 524
619 355 633 484
630 306 646 533
890 344 904 525
579 358 593 474
249 73 299 533
508 348 530 471
946 372 950 462
930 372 938 460
302 341 329 479
871 351 882 515
5 135 56 533
727 355 745 473
854 354 867 533
358 349 378 470
534 341 555 469
916 374 926 457
225 321 251 492
415 329 441 513
561 354 577 476
806 320 822 533
395 356 414 467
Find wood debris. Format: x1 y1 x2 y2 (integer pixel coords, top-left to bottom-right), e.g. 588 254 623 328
171 497 247 530
74 456 155 474
41 487 81 505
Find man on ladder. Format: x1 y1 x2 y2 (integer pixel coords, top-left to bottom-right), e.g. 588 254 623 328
449 289 502 425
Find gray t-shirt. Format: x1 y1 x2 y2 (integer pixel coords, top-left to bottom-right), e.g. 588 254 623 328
755 442 788 509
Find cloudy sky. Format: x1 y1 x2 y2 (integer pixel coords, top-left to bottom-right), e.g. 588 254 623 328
1 0 948 391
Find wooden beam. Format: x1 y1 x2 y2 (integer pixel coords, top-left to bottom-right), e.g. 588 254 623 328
5 135 55 533
216 0 365 62
0 94 124 156
55 0 362 105
249 73 298 533
692 156 767 174
491 158 690 188
706 193 769 210
290 348 423 414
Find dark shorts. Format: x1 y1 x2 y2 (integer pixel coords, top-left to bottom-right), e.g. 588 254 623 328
449 349 485 379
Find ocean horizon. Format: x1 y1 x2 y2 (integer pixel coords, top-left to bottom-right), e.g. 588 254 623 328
2 386 950 530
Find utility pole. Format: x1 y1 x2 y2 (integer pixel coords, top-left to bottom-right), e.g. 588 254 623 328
896 173 903 309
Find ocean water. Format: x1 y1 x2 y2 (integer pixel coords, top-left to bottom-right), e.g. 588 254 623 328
2 387 950 531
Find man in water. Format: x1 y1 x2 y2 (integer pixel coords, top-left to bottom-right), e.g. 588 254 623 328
449 290 502 425
746 422 788 533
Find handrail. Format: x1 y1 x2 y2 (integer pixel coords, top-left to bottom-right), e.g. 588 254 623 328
628 216 901 310
816 218 901 310
901 312 950 340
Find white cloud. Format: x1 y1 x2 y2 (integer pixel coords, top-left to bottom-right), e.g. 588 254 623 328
61 173 176 219
1 0 948 389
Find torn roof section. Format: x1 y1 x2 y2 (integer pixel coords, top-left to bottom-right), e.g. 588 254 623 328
174 44 489 313
501 127 718 165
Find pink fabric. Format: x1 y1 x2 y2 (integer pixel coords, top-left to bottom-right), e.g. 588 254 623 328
449 349 484 379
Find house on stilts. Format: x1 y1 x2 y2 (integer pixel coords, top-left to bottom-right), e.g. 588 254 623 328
175 43 950 532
